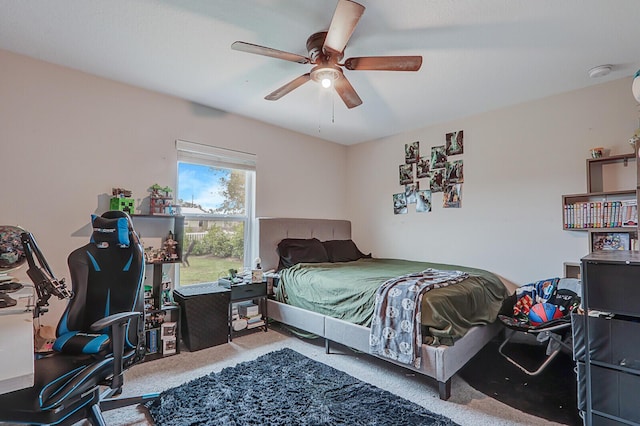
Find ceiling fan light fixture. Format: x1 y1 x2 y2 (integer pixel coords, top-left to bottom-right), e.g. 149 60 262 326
232 0 419 108
311 66 341 89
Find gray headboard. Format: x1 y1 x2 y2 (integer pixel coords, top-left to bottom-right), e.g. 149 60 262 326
258 218 352 272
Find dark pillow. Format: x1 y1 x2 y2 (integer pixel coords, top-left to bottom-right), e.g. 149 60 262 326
90 214 130 247
277 238 329 270
322 239 371 263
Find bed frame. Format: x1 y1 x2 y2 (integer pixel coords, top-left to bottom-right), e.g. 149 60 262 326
259 217 501 400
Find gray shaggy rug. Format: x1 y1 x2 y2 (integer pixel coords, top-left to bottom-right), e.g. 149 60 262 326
146 348 458 426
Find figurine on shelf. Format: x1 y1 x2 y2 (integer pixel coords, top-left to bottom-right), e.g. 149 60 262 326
163 231 179 261
110 187 135 213
161 274 175 306
143 246 153 263
146 312 165 329
112 188 132 198
144 246 165 263
149 183 163 198
149 184 175 215
144 298 155 312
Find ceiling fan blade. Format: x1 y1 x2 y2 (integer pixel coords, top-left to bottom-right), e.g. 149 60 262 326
334 75 363 109
232 41 310 64
323 0 365 55
344 56 423 71
265 73 311 101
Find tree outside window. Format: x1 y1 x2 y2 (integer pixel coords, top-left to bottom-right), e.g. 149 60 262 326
176 162 254 286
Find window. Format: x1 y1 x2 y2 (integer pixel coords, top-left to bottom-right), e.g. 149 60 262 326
176 140 256 287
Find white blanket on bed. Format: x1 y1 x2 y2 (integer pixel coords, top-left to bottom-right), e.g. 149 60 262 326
369 268 469 368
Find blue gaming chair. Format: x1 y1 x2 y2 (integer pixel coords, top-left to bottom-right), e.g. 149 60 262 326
0 211 158 425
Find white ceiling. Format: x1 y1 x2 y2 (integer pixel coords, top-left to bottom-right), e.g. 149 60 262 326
1 0 639 145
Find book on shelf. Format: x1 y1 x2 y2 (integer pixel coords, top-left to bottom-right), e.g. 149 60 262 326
564 199 636 229
246 320 265 329
610 201 618 227
146 329 158 354
237 302 259 317
231 310 264 332
621 199 638 227
246 314 263 324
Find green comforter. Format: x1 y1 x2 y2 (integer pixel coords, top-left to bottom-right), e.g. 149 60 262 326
275 258 511 344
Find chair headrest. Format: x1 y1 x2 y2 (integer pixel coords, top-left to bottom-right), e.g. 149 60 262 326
90 212 132 248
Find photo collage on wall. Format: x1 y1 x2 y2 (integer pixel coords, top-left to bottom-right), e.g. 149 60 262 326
393 130 464 214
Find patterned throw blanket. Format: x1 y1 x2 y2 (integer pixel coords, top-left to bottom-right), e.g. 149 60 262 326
369 268 469 368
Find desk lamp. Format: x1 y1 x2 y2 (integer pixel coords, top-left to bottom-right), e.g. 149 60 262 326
0 225 72 316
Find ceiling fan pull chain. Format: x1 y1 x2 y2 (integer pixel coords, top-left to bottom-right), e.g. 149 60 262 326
332 92 335 124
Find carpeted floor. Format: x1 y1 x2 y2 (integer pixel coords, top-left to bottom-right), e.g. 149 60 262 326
147 348 459 426
100 325 568 426
458 338 581 426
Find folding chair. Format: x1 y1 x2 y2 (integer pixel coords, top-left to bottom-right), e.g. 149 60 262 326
497 315 574 375
497 277 581 376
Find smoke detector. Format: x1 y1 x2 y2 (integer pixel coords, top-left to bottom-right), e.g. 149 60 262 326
588 65 612 78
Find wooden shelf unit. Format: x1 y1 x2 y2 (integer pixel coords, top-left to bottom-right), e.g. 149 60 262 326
131 214 185 360
562 151 638 238
586 153 635 193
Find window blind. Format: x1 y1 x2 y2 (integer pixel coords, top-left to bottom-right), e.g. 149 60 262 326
176 139 256 171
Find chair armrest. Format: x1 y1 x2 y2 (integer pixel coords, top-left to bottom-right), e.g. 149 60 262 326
90 311 143 391
90 311 142 332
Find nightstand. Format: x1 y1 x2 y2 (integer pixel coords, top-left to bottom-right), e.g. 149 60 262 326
228 281 268 341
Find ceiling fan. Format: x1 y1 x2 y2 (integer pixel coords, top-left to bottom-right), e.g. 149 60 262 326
231 0 423 109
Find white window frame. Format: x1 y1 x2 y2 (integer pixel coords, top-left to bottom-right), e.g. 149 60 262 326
175 140 257 286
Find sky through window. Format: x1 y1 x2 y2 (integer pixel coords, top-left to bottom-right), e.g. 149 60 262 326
177 162 230 212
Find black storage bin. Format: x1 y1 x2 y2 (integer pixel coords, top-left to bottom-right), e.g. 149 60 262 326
577 361 640 424
584 260 640 316
173 283 230 351
573 313 640 366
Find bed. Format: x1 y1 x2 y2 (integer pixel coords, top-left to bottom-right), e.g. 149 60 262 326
259 217 512 400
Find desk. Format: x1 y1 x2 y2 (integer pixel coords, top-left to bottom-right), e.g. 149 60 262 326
0 288 34 395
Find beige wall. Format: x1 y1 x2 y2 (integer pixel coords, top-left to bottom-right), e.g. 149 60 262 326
346 77 639 285
0 49 347 322
2 46 638 320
